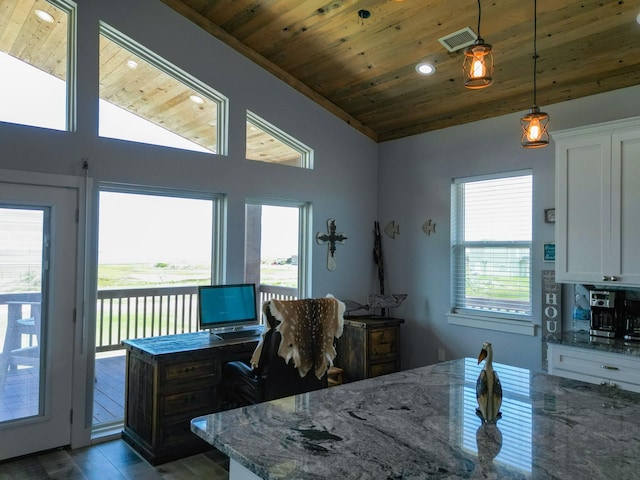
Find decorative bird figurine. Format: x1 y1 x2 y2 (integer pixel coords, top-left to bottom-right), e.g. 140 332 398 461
476 342 502 423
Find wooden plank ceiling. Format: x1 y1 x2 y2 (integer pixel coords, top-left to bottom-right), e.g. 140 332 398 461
162 0 640 142
2 0 640 153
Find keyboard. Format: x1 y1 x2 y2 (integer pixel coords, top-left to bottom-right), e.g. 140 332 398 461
215 329 261 341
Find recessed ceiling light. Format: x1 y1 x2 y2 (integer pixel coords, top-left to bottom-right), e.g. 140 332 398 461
637 12 640 24
415 62 436 76
126 60 138 69
35 9 54 23
190 95 204 104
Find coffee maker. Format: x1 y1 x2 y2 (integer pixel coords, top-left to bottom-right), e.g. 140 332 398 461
623 300 640 342
589 290 624 338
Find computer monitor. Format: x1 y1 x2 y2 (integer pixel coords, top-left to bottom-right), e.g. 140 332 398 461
197 283 259 338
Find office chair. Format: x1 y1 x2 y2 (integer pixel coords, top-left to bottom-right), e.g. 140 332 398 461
222 297 344 407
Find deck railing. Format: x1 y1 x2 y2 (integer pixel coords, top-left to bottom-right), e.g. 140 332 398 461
1 286 297 353
96 286 200 352
95 284 296 351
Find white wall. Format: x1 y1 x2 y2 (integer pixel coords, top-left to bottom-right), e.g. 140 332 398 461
0 0 378 303
2 0 640 376
378 84 640 373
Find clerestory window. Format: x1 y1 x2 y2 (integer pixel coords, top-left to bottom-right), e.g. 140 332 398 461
0 0 74 131
99 24 228 155
246 111 313 168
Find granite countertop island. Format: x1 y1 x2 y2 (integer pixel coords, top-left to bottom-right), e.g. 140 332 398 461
191 358 640 479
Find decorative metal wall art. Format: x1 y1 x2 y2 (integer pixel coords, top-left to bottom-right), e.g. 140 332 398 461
423 219 437 235
316 218 347 271
384 221 400 238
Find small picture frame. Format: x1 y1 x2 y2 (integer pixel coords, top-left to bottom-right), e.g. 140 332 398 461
544 208 555 224
544 243 556 262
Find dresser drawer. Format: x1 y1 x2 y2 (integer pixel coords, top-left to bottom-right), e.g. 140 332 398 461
160 357 219 384
369 328 399 359
369 361 398 378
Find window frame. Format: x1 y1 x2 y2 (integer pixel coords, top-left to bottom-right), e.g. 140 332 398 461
97 182 226 286
0 0 77 132
98 23 229 156
244 198 312 300
246 110 314 168
447 170 535 336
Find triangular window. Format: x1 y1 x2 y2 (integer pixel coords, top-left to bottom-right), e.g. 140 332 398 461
246 111 313 168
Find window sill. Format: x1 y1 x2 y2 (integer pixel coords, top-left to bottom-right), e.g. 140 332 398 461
447 313 536 336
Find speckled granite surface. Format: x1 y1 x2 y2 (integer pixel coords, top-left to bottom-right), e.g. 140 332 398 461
191 358 640 479
548 330 640 356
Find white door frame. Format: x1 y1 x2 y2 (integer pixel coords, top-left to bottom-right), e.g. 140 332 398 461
0 168 92 455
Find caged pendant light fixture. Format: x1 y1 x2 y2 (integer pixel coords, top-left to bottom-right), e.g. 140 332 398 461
463 0 493 89
521 0 549 148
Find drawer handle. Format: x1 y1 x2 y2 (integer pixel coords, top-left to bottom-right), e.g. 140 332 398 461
600 364 619 371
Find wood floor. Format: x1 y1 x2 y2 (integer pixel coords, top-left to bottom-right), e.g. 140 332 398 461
2 352 230 478
0 438 230 479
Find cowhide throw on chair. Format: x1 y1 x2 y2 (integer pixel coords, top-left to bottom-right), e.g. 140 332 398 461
263 296 345 379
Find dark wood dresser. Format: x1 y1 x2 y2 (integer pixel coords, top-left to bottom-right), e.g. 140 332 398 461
121 332 259 465
335 316 404 383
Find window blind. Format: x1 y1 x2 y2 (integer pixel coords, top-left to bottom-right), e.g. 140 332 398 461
452 172 532 317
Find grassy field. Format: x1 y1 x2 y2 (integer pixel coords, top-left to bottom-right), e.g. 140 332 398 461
98 262 297 289
466 274 530 301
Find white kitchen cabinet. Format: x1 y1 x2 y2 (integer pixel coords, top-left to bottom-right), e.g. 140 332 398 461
553 117 640 286
548 343 640 393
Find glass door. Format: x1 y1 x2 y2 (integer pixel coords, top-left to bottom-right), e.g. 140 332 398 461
0 182 78 460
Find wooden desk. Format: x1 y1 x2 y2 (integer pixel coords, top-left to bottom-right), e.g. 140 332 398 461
121 332 260 465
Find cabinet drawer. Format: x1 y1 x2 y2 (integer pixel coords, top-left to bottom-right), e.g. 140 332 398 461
369 361 398 378
548 344 640 392
369 328 399 359
160 386 217 416
161 357 219 383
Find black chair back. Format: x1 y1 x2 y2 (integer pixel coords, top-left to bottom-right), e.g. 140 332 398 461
222 301 328 407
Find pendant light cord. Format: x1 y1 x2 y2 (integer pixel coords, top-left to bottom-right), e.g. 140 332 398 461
476 0 482 39
533 0 538 106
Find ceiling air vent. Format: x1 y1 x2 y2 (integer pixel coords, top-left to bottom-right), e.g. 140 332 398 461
438 27 478 52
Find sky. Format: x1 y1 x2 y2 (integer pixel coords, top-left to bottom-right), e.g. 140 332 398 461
98 194 298 264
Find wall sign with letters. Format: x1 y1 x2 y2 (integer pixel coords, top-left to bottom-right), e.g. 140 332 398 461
541 270 562 370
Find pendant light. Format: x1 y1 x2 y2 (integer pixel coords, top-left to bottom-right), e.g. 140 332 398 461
463 0 493 89
521 0 549 148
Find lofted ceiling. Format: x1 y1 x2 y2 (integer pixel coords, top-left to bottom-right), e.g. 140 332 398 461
161 0 640 142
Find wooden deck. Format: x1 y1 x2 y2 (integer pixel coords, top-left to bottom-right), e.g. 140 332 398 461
0 352 126 427
93 351 126 425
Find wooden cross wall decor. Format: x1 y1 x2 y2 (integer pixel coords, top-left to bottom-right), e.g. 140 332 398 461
316 218 348 271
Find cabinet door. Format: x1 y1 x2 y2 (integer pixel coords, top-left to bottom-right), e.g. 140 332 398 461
611 131 640 284
555 134 612 283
